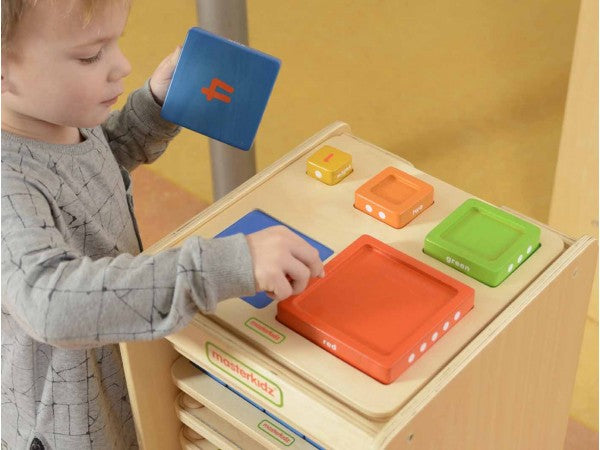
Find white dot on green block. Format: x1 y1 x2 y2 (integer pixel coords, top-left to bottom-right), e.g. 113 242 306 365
508 264 514 272
527 245 533 254
518 254 524 263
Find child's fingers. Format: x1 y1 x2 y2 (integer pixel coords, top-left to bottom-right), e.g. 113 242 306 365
171 45 182 66
269 273 293 301
269 226 323 277
268 226 324 278
157 47 180 78
284 259 311 295
289 239 324 279
163 46 181 72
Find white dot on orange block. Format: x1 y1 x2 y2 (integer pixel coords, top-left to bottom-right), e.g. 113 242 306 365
378 211 386 219
365 204 373 213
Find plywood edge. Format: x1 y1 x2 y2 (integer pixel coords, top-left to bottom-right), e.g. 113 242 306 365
374 235 598 446
168 316 381 435
145 122 352 253
120 340 182 450
500 205 576 247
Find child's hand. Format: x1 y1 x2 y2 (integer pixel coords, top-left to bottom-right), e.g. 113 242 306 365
246 226 325 301
149 46 181 105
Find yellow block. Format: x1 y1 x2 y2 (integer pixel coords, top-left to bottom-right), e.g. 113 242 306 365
306 146 353 185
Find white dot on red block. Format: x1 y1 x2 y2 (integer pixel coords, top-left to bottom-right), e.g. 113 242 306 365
454 311 461 321
420 342 427 352
443 321 450 331
431 332 439 341
365 204 373 213
408 353 415 363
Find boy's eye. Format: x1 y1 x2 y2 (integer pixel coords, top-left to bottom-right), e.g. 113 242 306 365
79 49 103 64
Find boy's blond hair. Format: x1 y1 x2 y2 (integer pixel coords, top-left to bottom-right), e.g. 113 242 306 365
1 0 131 50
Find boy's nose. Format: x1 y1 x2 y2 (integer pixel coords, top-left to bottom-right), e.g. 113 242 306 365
109 48 132 81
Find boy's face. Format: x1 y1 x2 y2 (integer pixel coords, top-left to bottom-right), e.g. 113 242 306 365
2 0 132 137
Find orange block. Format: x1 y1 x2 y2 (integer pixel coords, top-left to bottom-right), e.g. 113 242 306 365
277 235 475 384
354 167 434 228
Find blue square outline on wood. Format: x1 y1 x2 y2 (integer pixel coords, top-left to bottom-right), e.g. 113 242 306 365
215 209 334 308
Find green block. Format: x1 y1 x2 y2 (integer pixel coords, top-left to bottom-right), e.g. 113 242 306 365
424 198 541 287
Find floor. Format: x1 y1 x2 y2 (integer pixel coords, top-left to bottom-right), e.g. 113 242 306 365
131 166 598 449
564 419 599 450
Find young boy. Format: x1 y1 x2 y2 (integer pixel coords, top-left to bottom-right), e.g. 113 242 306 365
1 1 323 448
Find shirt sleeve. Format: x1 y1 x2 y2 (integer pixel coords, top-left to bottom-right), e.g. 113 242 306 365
101 81 180 172
1 171 256 349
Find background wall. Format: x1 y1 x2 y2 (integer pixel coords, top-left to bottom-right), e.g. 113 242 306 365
118 0 595 432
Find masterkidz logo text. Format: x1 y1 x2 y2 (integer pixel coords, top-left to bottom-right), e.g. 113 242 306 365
246 318 284 343
207 343 283 406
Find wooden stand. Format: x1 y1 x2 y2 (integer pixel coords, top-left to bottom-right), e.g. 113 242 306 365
121 123 597 449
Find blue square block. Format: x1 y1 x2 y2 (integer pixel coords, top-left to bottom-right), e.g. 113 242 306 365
160 27 281 150
215 210 334 308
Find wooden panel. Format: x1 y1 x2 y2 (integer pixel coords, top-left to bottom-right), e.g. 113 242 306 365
172 373 317 450
120 339 181 450
548 0 598 430
549 0 598 321
377 237 597 449
167 321 377 449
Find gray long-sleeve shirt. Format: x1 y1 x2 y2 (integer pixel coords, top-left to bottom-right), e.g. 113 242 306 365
1 83 256 449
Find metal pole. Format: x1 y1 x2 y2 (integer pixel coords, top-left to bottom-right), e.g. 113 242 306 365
196 0 257 200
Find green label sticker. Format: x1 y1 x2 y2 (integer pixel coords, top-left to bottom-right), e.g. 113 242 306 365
206 342 283 407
